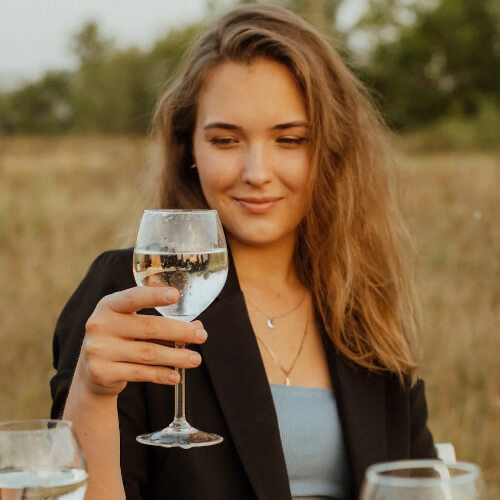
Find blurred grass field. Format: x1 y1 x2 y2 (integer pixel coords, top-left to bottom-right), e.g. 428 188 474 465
0 137 498 493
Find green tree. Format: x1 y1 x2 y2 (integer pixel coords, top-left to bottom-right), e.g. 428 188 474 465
71 21 114 67
0 72 73 134
356 0 500 128
69 22 202 133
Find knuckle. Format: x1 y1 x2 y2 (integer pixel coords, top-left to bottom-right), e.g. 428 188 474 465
95 295 109 311
138 344 156 364
121 290 137 311
142 316 159 339
153 368 168 385
82 337 99 358
85 315 103 335
128 365 143 382
160 318 182 342
86 359 106 386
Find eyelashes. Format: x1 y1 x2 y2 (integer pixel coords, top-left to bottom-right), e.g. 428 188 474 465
276 137 308 145
209 137 237 146
209 137 309 147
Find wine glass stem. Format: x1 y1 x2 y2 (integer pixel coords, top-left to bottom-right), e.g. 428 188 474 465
174 367 186 422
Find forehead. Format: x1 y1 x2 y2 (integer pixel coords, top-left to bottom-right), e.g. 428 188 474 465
196 58 307 126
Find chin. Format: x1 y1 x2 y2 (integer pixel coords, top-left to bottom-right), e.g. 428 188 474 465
226 226 294 248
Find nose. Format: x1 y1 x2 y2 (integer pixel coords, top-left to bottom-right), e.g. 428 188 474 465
241 143 273 187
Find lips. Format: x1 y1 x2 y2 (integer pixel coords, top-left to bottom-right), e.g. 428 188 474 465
233 196 283 214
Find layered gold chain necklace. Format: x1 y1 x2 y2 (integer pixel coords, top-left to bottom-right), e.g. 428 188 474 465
245 291 307 329
253 303 310 386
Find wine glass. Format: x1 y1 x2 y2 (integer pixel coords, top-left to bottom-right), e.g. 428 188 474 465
133 209 228 448
360 459 487 500
0 419 87 499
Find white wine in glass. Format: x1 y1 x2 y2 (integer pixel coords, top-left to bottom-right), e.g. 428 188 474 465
133 209 228 448
360 460 487 500
0 419 87 499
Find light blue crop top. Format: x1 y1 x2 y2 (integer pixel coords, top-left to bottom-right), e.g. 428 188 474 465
269 384 349 500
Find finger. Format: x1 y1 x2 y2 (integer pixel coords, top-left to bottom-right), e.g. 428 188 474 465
100 313 207 344
106 361 181 386
110 339 203 369
122 363 181 385
101 286 179 314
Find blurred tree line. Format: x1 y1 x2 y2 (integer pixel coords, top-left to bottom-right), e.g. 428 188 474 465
0 0 499 138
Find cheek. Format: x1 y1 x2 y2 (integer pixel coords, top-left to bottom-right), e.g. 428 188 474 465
196 161 237 205
275 152 311 196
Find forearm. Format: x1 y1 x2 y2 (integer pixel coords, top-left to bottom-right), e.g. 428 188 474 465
63 367 126 500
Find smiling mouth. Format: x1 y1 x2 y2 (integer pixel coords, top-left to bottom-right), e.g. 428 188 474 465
233 196 284 214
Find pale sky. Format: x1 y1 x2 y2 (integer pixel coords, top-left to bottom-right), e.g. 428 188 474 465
0 0 365 90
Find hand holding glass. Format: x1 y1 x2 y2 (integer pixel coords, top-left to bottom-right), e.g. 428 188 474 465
133 209 228 448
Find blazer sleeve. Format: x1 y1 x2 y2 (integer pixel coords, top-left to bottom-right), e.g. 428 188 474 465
50 249 151 500
410 379 437 458
50 250 129 418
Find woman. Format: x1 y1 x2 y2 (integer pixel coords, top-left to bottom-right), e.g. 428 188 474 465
51 5 436 500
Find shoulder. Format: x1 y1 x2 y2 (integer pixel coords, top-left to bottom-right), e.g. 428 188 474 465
83 248 135 288
89 247 134 272
54 248 136 334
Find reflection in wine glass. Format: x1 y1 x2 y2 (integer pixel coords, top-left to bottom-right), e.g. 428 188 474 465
133 209 228 448
0 419 87 500
360 460 487 500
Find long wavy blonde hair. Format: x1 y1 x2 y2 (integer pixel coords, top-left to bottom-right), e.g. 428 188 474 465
152 4 419 382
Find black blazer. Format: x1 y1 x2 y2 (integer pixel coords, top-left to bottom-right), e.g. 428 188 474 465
51 248 436 500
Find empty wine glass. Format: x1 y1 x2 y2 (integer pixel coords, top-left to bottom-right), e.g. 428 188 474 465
360 459 486 500
0 419 87 499
133 209 228 448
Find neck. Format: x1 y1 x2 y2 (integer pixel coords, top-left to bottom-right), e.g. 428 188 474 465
228 233 301 295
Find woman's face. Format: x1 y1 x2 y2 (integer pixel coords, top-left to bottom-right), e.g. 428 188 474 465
192 58 311 248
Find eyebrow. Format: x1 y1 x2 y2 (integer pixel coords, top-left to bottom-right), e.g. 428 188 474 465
203 120 309 131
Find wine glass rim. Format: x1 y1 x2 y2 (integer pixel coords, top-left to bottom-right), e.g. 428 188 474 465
143 209 218 214
0 419 73 433
365 460 480 487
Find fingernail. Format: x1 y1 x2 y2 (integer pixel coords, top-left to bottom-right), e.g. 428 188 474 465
195 329 208 341
165 289 176 301
168 373 180 384
190 353 202 365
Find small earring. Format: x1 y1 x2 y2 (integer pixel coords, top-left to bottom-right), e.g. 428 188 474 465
191 163 197 169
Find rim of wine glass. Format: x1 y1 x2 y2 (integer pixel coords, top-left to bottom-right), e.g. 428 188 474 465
144 209 218 214
365 460 480 488
0 419 73 433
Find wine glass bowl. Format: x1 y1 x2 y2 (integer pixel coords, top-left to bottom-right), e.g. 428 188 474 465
360 460 486 500
0 419 87 499
134 210 228 322
133 209 228 448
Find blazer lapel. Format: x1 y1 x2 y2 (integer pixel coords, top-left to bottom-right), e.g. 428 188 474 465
322 332 388 496
199 257 291 500
197 250 388 499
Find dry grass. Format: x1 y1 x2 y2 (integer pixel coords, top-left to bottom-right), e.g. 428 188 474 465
0 137 498 494
399 152 500 495
0 136 147 418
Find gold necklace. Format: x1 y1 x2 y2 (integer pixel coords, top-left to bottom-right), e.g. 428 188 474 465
254 303 310 386
245 290 307 329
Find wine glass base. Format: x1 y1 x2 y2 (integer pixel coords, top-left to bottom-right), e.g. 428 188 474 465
137 428 223 449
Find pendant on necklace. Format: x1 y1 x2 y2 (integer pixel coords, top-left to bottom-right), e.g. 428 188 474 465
285 376 291 386
266 318 275 329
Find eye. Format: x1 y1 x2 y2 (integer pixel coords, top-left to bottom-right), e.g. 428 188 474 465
276 137 308 146
209 137 239 147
